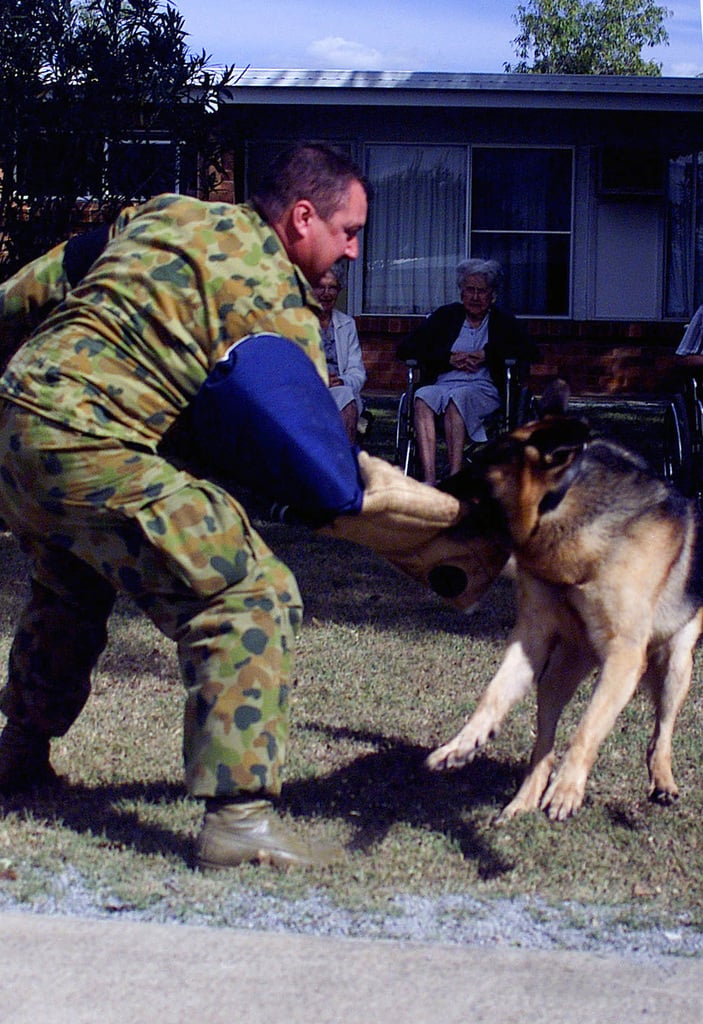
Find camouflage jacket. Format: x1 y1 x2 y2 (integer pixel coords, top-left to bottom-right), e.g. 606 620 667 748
0 194 325 449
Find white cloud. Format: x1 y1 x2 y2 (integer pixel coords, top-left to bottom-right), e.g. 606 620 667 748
307 35 385 69
668 60 703 76
170 0 703 77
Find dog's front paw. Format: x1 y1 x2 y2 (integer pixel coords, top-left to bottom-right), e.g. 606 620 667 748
495 768 551 823
647 750 679 804
494 800 527 825
648 784 679 806
425 720 495 772
540 767 587 821
425 741 470 772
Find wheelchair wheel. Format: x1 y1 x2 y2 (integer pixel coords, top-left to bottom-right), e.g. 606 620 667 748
394 390 418 477
662 394 694 495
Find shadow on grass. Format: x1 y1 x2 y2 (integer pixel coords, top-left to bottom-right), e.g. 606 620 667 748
0 779 192 862
0 734 522 878
282 722 522 879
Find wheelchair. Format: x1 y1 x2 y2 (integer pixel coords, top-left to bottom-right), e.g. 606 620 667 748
394 357 535 479
662 374 703 502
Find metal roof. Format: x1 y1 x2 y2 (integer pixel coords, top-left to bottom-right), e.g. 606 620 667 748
224 68 703 111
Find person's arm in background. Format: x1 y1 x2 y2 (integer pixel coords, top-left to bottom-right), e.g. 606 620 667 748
675 306 703 368
333 311 366 400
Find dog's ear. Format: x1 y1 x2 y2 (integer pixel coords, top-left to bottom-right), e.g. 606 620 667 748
523 417 590 471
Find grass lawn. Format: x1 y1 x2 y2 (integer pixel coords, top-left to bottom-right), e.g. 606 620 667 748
1 394 702 937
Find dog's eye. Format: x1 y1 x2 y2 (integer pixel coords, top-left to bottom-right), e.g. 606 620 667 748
544 444 584 469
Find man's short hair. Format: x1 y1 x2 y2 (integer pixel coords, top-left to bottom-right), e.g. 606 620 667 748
251 143 369 223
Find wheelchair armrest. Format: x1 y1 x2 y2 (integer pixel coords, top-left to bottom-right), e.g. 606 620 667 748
403 358 422 394
500 358 534 429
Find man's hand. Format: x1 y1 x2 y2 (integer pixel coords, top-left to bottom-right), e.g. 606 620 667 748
319 453 508 609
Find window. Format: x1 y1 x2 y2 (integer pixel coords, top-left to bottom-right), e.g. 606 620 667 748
15 133 184 203
105 137 182 202
363 144 573 316
16 132 103 198
599 147 664 196
471 148 572 316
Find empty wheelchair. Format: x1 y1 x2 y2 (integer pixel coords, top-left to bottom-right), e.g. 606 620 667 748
394 356 535 479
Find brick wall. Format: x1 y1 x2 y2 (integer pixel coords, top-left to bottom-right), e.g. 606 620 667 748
357 315 688 397
357 316 414 393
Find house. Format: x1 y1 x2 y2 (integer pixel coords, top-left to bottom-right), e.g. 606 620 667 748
207 69 703 396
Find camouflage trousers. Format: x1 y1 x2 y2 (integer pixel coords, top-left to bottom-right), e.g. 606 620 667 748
0 402 302 799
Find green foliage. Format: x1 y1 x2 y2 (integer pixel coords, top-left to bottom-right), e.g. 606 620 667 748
506 0 672 75
0 0 238 276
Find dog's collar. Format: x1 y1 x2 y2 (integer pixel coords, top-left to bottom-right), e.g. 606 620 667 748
538 445 587 515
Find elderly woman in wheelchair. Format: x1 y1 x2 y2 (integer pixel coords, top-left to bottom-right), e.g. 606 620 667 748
396 258 537 484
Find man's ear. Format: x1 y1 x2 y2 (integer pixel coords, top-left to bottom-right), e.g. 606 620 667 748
289 199 316 238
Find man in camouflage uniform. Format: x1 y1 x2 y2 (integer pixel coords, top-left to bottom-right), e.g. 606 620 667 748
0 144 503 869
0 143 375 868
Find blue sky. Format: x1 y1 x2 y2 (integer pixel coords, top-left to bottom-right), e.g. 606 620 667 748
171 0 703 77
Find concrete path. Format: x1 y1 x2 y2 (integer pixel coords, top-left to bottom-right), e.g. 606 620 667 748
1 911 702 1024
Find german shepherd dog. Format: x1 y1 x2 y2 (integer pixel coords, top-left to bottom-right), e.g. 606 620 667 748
425 416 703 821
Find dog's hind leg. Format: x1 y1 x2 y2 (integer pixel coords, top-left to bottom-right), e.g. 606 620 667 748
497 640 596 822
645 612 702 803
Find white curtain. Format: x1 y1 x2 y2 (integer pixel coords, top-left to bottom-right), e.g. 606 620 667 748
363 146 466 314
666 154 696 318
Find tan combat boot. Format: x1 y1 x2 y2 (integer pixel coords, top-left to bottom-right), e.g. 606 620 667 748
0 720 58 795
195 799 344 870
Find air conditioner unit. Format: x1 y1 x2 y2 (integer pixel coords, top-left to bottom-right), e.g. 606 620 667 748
598 146 665 196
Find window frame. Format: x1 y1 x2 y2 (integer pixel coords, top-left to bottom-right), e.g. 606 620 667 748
103 133 183 203
361 141 574 318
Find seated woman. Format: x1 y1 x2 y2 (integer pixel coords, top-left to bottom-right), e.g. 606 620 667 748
314 266 367 443
398 258 532 484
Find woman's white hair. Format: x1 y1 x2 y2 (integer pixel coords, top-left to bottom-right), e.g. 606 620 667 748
456 258 502 294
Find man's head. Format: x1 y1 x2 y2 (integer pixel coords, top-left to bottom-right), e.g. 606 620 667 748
251 144 369 285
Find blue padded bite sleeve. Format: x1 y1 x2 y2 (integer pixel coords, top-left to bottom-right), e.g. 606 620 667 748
192 333 364 524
